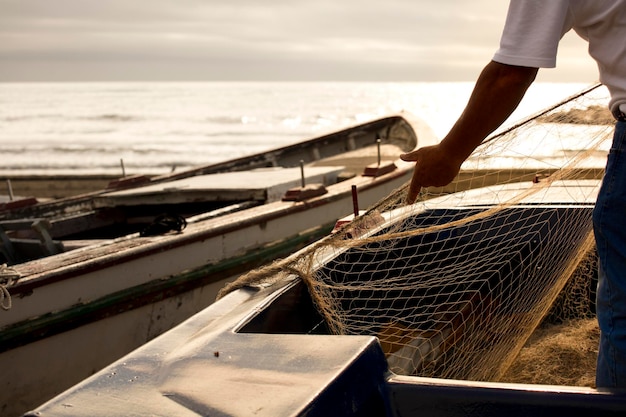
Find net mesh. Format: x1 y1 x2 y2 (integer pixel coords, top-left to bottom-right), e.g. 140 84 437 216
219 83 614 383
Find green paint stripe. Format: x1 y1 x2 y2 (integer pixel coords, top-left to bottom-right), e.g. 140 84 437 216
0 223 333 353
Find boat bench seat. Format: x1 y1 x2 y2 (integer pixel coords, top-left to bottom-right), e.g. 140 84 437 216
0 218 63 264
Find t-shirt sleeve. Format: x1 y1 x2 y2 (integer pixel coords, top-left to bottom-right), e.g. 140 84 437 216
493 0 572 68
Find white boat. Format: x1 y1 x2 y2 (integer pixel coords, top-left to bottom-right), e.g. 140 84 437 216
0 113 438 417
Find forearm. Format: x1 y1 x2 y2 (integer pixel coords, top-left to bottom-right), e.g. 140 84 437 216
440 61 538 164
400 61 538 204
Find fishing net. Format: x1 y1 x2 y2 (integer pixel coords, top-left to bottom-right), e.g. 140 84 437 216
220 84 614 383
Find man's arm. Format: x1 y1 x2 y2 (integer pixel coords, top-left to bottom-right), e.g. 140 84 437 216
400 61 538 204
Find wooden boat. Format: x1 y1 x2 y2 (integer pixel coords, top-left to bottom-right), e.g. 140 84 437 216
24 179 626 417
0 113 438 417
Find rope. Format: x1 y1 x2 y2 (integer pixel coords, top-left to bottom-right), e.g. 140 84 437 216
140 213 188 237
481 82 603 147
0 263 20 311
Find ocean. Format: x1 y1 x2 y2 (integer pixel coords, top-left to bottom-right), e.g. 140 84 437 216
0 81 594 177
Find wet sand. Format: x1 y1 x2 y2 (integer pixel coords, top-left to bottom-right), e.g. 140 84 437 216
2 174 120 200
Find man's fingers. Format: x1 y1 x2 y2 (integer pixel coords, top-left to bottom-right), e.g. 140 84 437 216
406 167 422 205
402 149 423 204
400 150 419 162
406 185 420 205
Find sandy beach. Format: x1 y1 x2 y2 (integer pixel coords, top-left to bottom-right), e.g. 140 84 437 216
3 174 127 200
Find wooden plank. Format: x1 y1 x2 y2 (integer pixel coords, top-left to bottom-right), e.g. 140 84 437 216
93 166 345 207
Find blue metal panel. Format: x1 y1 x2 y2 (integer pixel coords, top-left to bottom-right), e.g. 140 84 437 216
387 376 626 417
24 288 393 417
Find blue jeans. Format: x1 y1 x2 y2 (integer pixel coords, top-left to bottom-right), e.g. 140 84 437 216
593 119 626 388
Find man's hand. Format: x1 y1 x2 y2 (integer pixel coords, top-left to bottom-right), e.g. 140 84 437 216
400 62 538 205
400 144 462 204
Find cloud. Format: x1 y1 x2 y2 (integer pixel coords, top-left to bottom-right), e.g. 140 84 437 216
0 0 597 81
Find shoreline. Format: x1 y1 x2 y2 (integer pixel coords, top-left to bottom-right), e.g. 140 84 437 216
2 174 133 200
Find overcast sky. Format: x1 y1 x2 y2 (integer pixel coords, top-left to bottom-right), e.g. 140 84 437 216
0 0 599 82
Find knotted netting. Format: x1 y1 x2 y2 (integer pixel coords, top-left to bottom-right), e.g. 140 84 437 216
220 83 614 382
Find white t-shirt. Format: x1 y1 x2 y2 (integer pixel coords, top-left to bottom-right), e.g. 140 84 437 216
493 0 626 118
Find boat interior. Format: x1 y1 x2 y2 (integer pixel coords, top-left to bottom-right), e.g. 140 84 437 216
240 204 591 337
